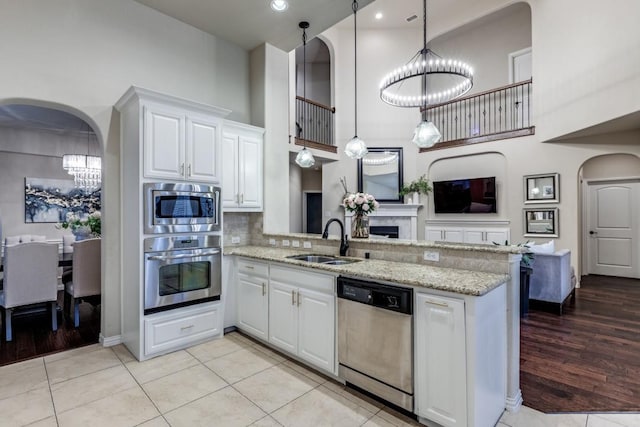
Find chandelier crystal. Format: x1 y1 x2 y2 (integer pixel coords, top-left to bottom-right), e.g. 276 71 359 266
62 126 101 193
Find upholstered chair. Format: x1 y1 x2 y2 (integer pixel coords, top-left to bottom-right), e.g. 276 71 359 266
0 242 59 341
63 238 101 327
4 234 47 246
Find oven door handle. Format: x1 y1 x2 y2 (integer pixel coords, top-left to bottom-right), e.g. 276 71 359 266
147 250 221 261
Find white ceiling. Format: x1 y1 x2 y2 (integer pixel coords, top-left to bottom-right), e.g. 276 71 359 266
0 105 94 136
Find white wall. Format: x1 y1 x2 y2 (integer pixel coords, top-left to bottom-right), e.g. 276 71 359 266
289 165 303 233
0 0 252 340
0 127 101 239
581 153 640 180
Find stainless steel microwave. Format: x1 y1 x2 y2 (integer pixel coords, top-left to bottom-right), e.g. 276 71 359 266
144 182 221 234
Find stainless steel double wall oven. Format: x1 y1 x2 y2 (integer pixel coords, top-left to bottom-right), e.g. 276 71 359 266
143 183 222 314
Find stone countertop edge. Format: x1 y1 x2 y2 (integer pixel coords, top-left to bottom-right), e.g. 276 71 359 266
225 245 509 297
262 232 526 254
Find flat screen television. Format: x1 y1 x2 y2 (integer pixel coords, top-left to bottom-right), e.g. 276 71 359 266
433 177 497 214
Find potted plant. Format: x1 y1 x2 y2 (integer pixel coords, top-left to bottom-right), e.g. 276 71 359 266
58 211 101 240
399 175 432 204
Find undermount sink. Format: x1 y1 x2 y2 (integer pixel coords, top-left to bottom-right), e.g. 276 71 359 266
285 254 361 265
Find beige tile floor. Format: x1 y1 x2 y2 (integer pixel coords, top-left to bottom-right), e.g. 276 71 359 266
0 332 638 427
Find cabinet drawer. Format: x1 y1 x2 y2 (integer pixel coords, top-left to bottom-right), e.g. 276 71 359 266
270 264 334 294
145 303 220 356
237 258 269 278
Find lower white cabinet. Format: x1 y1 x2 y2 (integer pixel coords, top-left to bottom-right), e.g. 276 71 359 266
144 302 221 357
415 294 467 427
415 285 507 427
236 258 269 341
425 225 509 245
269 264 336 374
426 227 464 243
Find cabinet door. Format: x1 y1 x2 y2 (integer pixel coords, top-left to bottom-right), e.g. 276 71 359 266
238 135 263 209
485 228 509 245
464 229 486 244
268 280 298 354
415 293 467 427
442 228 464 243
425 227 444 241
297 288 335 374
221 132 239 208
237 274 268 340
186 115 221 183
143 104 185 180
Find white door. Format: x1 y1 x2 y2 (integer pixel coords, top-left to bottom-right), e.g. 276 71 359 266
221 132 239 208
186 115 220 183
236 274 268 340
415 293 467 427
143 104 184 180
297 288 335 373
268 280 298 354
588 181 640 278
238 135 263 208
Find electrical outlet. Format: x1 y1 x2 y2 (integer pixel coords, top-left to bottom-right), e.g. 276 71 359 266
231 236 240 244
282 239 290 247
424 251 440 262
269 238 276 246
303 241 312 249
292 240 300 248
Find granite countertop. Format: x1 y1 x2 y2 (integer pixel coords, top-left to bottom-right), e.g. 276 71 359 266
225 245 509 297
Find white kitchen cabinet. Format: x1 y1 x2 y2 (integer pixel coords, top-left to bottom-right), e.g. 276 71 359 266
425 224 509 245
222 120 264 211
425 226 464 243
415 293 467 427
269 264 335 374
415 285 506 427
236 258 269 341
143 102 222 183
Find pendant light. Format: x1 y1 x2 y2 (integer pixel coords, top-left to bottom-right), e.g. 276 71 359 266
62 122 101 193
379 0 473 148
344 0 368 159
295 21 316 168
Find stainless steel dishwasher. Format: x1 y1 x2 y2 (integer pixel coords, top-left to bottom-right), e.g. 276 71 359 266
337 276 413 411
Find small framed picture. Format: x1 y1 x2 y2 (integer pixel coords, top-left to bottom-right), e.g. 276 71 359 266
524 208 559 237
524 173 559 204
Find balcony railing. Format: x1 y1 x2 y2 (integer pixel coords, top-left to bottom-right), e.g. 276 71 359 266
420 79 534 151
295 96 336 152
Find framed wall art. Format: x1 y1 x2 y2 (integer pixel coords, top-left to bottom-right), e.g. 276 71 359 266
25 177 101 223
524 173 559 204
524 207 558 237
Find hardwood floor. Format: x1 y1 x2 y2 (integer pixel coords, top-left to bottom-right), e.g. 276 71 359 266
0 291 100 366
520 274 640 413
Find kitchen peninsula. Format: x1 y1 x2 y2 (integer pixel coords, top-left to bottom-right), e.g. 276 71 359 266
224 233 524 427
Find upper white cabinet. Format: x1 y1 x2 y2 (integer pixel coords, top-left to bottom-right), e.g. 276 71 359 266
144 102 222 183
222 120 264 211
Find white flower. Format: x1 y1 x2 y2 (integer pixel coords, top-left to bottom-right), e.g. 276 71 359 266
366 194 374 201
90 211 101 219
362 203 370 211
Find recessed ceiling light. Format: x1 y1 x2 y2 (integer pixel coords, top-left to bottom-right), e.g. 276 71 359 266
375 12 383 20
270 0 289 12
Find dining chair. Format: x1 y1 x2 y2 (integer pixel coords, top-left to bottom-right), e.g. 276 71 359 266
4 234 47 246
0 242 59 341
63 238 101 327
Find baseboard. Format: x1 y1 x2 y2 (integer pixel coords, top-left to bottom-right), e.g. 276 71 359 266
506 390 523 412
223 326 238 334
100 334 122 347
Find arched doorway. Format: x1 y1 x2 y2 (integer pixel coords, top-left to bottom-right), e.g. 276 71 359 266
579 153 640 279
0 102 103 361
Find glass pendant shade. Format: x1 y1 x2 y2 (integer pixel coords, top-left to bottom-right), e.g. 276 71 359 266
295 147 315 168
344 136 368 159
412 120 442 148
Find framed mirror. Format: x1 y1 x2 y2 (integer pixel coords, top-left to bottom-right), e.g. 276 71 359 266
357 148 403 203
524 173 559 203
524 208 558 237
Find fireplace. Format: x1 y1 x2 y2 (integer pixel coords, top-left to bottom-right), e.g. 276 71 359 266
344 204 422 240
370 226 399 239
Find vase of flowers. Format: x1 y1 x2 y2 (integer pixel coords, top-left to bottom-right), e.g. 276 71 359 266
58 211 101 240
343 192 379 239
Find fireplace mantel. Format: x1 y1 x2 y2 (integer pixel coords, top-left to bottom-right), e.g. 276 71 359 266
344 204 422 240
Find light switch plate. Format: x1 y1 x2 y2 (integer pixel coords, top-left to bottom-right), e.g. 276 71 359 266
282 240 290 247
303 241 312 249
269 238 276 246
231 236 240 244
292 240 300 247
424 251 440 262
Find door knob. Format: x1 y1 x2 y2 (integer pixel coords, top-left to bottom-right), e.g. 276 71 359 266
589 230 597 235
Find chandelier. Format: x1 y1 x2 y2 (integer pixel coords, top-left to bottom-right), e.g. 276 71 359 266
62 124 101 193
362 151 398 165
379 0 474 148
